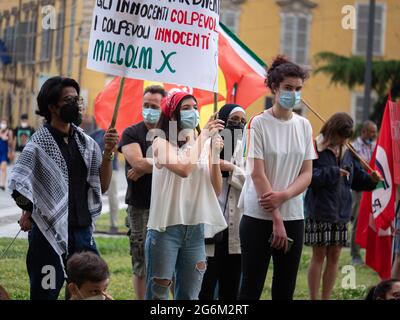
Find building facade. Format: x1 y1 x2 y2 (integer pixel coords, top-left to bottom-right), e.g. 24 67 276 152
224 0 400 132
0 0 399 132
0 0 102 127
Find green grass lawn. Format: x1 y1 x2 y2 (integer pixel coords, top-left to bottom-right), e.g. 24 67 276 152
93 208 129 235
0 210 379 300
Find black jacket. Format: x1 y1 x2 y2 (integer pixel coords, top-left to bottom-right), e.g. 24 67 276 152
305 145 377 224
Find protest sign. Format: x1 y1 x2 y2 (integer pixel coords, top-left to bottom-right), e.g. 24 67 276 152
87 0 220 92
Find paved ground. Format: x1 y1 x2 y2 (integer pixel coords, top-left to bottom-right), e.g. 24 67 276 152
0 165 128 239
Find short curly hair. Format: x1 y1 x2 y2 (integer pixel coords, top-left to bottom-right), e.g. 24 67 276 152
36 77 80 122
265 55 309 94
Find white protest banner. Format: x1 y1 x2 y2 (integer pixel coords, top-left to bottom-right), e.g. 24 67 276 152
87 0 220 92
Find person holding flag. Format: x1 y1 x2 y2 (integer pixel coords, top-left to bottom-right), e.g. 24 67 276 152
199 103 247 300
356 95 398 280
350 120 377 266
145 92 227 300
8 77 119 300
305 112 381 300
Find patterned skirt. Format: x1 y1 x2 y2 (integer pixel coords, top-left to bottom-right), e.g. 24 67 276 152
304 218 348 247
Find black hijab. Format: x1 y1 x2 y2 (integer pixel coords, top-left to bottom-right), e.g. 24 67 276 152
218 104 245 177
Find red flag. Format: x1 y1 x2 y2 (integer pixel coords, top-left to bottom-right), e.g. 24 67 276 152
94 23 268 135
218 23 268 107
356 96 396 279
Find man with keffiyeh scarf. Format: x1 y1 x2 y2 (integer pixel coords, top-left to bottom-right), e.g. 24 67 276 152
8 77 119 300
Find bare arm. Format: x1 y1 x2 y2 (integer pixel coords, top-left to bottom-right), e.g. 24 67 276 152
100 153 113 194
260 160 312 211
153 119 225 178
251 158 288 251
154 134 208 178
209 136 223 196
250 158 281 221
286 159 312 197
122 143 153 174
100 128 119 193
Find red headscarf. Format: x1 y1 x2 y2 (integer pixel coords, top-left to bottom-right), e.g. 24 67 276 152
161 92 197 120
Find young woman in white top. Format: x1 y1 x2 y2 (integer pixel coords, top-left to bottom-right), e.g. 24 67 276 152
238 56 317 300
145 92 227 300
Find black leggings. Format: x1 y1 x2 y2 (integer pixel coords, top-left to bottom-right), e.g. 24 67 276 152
199 229 241 300
238 215 304 300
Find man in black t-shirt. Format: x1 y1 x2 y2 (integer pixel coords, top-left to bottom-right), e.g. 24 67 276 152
9 77 119 300
118 85 167 300
13 114 35 161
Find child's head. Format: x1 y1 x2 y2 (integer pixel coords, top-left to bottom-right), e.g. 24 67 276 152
366 279 400 300
66 251 110 300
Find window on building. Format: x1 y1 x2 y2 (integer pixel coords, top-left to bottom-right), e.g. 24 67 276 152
41 29 53 62
26 95 31 115
0 92 4 118
220 9 240 34
55 10 65 60
353 93 377 126
4 25 15 62
354 3 385 56
281 14 310 66
15 22 28 63
26 20 36 64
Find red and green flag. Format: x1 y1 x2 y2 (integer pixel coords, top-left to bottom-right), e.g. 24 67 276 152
356 96 397 279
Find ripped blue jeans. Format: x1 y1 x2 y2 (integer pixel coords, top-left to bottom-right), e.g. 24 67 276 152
145 224 207 300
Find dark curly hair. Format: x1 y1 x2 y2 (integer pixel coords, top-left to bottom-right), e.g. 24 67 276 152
36 76 80 122
265 55 309 94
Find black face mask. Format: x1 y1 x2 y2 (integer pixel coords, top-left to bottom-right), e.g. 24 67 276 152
226 119 245 131
220 122 245 177
58 101 80 124
73 112 83 126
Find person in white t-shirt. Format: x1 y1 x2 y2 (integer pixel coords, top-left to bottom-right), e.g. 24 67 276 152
238 56 317 300
145 92 227 300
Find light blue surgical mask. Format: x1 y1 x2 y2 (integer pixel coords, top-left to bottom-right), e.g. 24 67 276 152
278 90 301 109
180 110 200 129
142 108 161 124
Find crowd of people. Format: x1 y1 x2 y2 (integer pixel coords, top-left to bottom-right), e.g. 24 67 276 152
1 55 399 301
0 114 35 191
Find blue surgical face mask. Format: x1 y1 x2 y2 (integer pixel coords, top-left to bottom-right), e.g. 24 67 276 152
180 109 200 129
278 90 301 109
142 108 161 124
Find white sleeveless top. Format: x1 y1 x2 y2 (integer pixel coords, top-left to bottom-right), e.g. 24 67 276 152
148 138 227 238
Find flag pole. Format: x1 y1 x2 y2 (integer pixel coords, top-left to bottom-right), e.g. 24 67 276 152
213 91 218 113
0 229 22 260
301 98 375 172
110 77 126 129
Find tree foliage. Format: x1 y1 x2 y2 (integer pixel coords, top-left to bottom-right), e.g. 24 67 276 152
314 51 400 126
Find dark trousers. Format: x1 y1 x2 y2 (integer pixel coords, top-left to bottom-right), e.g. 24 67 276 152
238 215 304 300
27 223 98 300
199 229 241 300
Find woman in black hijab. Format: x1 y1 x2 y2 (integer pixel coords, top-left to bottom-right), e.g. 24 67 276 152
199 104 247 300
